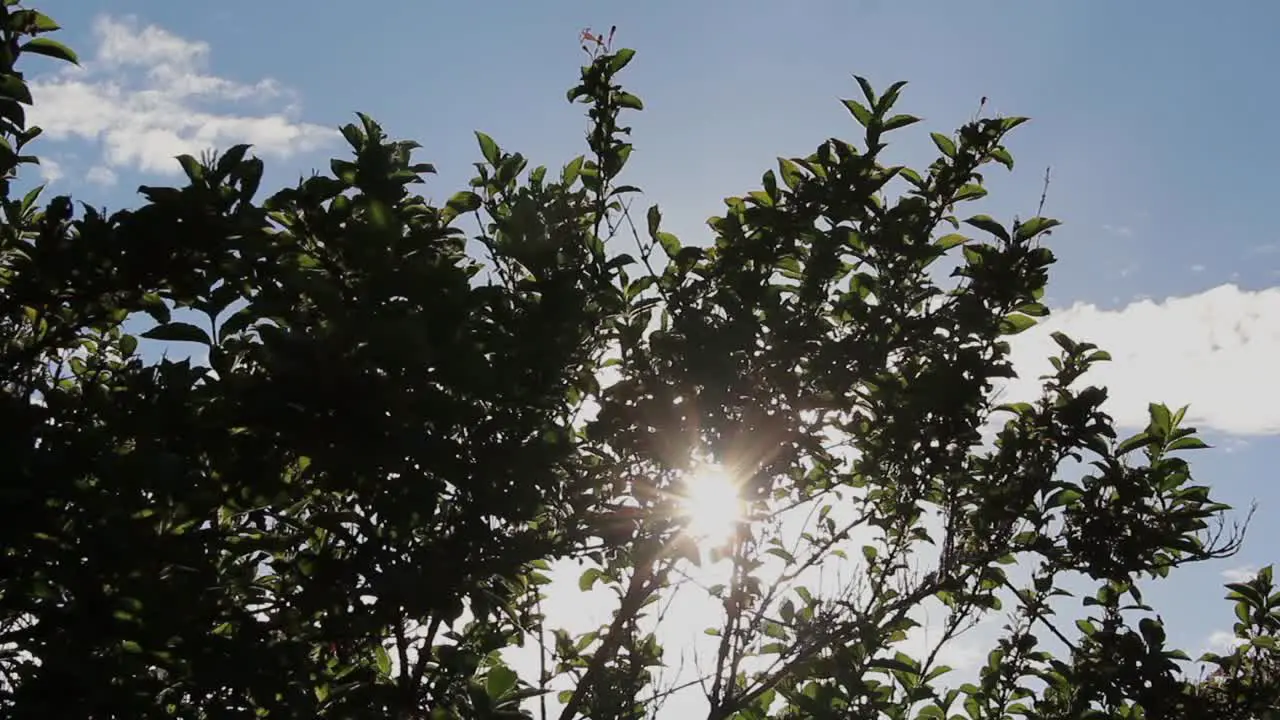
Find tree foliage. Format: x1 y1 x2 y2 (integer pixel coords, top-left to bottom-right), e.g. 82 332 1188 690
0 7 1276 719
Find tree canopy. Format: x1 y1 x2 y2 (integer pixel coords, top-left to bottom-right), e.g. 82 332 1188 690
1 8 1276 719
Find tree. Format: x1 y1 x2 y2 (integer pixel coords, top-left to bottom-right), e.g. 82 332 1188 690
0 7 1275 719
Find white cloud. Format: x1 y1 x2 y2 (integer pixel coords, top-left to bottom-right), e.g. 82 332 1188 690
1222 565 1258 583
85 165 118 186
1190 264 1205 273
1003 283 1280 436
1204 629 1246 655
1102 224 1134 237
37 157 63 183
29 15 333 175
1221 437 1250 454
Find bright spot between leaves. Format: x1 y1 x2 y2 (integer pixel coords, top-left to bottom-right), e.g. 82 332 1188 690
679 464 744 548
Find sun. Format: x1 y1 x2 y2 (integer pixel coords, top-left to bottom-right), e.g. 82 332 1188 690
677 463 745 548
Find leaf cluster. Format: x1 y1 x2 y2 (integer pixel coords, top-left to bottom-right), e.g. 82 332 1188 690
0 8 1273 720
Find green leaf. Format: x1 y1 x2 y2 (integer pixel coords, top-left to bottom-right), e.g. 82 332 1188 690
777 158 804 190
899 167 924 187
331 159 358 185
578 568 603 592
1115 431 1150 457
339 122 364 150
1015 216 1061 242
995 402 1034 416
574 631 600 652
142 322 212 345
991 146 1015 170
934 233 969 250
1046 488 1082 509
219 307 258 339
931 132 956 158
446 191 482 214
998 313 1037 335
853 75 877 106
20 37 78 64
608 48 636 73
562 155 585 186
176 154 204 183
1050 331 1077 353
475 131 500 165
10 10 61 33
964 215 1010 243
870 656 918 674
20 183 42 212
1167 436 1210 452
616 92 644 110
765 547 795 564
486 665 518 699
1013 302 1049 317
881 114 921 131
0 76 31 105
140 293 171 324
953 184 987 202
879 80 908 111
924 665 953 682
779 599 796 623
1000 116 1030 131
656 232 681 259
842 99 873 128
1223 579 1264 607
375 645 392 676
760 170 779 203
1146 403 1174 441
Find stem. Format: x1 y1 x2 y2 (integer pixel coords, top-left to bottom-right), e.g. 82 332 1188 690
410 614 442 692
558 548 660 720
393 617 412 709
537 595 549 720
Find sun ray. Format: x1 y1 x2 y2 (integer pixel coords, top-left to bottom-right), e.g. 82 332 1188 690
677 463 744 548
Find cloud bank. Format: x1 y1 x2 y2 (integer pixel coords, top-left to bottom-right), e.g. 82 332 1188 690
29 15 333 176
1004 283 1280 436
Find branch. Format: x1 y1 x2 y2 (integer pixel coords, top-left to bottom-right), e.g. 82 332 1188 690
557 544 661 720
409 614 442 692
393 617 412 702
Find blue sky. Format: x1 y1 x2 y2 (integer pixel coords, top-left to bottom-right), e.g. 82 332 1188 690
23 0 1280 707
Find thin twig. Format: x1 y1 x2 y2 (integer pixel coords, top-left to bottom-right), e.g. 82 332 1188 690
1036 166 1051 217
537 595 549 720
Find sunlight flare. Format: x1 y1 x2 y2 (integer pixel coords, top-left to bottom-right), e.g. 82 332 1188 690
678 463 745 547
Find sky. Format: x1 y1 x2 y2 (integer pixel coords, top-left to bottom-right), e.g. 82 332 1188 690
20 0 1280 713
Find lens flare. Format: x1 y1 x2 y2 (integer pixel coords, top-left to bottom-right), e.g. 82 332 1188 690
678 463 744 547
